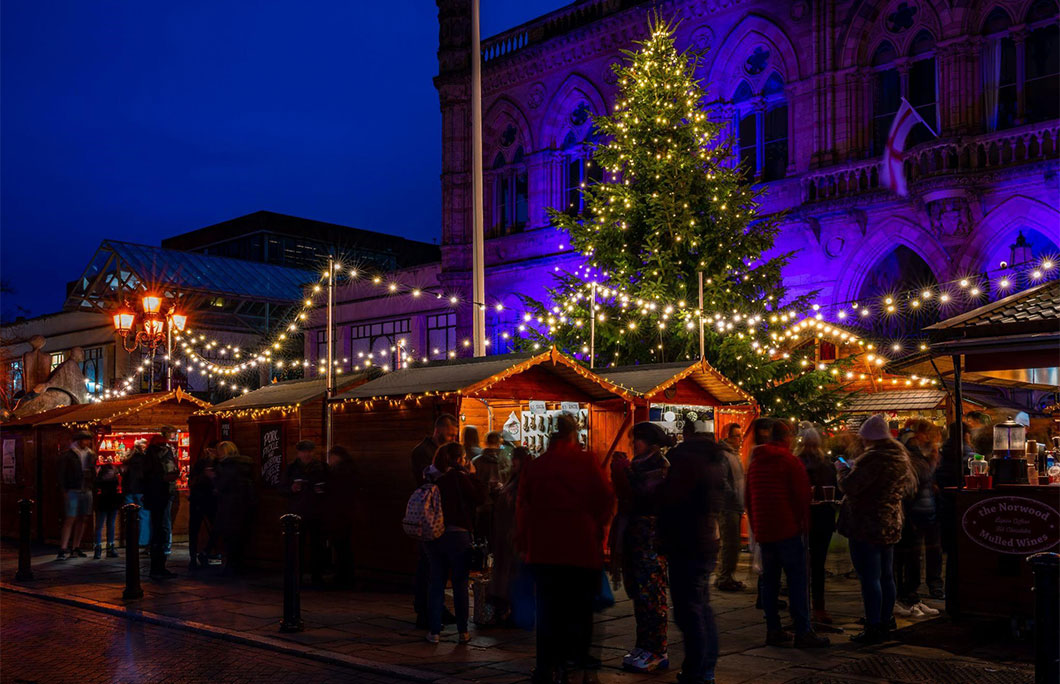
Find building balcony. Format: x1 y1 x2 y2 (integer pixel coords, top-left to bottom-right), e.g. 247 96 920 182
802 121 1059 204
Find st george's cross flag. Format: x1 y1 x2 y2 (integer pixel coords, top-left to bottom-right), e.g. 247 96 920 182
881 98 937 196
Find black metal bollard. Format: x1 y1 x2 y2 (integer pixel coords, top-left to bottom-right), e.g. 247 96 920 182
15 499 34 581
279 513 304 633
1029 552 1059 684
122 503 143 600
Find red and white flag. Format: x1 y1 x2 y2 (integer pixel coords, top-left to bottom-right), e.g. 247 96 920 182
881 98 937 196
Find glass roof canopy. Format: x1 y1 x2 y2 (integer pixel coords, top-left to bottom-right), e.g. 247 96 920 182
66 240 316 334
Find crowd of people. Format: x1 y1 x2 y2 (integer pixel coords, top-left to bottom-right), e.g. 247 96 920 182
52 406 997 684
54 425 263 579
404 409 994 684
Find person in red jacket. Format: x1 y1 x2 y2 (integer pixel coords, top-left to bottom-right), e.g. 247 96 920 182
745 419 830 649
516 413 614 684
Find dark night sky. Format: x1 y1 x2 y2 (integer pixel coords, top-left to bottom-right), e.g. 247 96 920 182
1 1 567 320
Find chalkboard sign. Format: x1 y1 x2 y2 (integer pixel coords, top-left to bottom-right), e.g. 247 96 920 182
260 424 283 487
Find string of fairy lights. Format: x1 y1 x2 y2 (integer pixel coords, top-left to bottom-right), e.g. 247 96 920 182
118 247 1054 400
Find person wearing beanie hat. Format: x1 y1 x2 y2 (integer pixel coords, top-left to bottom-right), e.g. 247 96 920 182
611 422 672 673
837 415 916 644
858 414 891 442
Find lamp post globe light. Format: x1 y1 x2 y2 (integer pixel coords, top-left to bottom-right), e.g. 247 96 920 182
111 293 187 392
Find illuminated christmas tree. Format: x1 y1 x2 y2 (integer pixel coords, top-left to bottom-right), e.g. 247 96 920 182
523 18 849 420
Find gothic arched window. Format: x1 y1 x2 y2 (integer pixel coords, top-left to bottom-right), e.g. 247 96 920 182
489 147 528 236
562 129 602 216
1025 1 1059 123
981 2 1058 130
982 7 1018 130
871 41 901 154
907 30 938 146
732 73 788 183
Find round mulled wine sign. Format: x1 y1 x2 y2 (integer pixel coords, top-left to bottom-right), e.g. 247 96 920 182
962 496 1060 555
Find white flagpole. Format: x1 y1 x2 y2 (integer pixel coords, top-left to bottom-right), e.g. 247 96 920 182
471 0 486 357
589 281 596 369
326 255 335 456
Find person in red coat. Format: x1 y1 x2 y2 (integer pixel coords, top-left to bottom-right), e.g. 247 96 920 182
516 413 614 684
745 419 829 649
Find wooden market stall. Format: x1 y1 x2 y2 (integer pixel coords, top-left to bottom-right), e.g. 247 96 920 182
836 388 985 434
599 360 758 443
0 389 209 543
187 373 374 565
328 348 633 583
921 280 1060 620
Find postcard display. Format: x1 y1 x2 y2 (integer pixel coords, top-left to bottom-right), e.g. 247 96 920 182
649 404 715 437
502 400 589 454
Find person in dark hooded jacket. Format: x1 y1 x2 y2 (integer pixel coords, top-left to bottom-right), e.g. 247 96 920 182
143 434 177 578
284 440 328 585
215 441 256 576
324 445 357 587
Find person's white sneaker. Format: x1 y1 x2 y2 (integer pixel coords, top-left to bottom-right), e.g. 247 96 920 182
622 648 645 668
893 602 914 617
915 601 939 616
425 632 440 644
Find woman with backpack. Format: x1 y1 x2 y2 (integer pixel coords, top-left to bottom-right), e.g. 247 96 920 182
421 441 487 644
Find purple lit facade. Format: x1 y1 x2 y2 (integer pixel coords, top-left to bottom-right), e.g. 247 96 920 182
307 0 1059 369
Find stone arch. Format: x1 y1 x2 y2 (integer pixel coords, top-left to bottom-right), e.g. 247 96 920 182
956 195 1060 272
484 96 534 160
706 14 801 100
832 216 949 305
539 73 608 150
837 0 952 68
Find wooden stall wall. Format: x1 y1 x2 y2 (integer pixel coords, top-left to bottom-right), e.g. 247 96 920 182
332 399 456 587
0 426 37 540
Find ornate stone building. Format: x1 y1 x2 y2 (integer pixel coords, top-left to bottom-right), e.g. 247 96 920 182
306 0 1058 371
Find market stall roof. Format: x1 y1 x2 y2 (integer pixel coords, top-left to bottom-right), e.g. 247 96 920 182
199 373 377 414
840 389 949 413
892 281 1059 391
36 389 210 428
925 280 1059 350
333 348 631 404
599 360 754 405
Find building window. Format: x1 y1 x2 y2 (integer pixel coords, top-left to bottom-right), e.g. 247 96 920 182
1025 20 1060 123
426 313 456 360
561 131 603 215
981 2 1059 130
871 42 901 154
81 347 104 395
314 330 327 364
49 352 65 372
490 148 528 236
907 31 938 147
350 318 411 371
5 359 23 399
732 73 788 182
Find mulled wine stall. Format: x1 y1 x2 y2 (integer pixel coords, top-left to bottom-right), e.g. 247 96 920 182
328 348 633 582
921 281 1060 620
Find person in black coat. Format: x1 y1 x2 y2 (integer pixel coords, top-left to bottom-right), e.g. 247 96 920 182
324 445 357 587
215 441 257 576
657 424 726 684
187 442 220 570
57 430 96 560
143 434 177 578
93 463 122 559
284 440 328 585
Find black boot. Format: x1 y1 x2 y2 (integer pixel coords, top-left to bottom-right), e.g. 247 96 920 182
93 545 102 560
106 545 119 558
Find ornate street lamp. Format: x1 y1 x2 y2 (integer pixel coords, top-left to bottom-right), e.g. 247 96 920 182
111 292 187 391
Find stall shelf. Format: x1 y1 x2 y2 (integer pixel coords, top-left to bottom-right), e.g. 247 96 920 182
329 348 633 582
0 389 209 543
